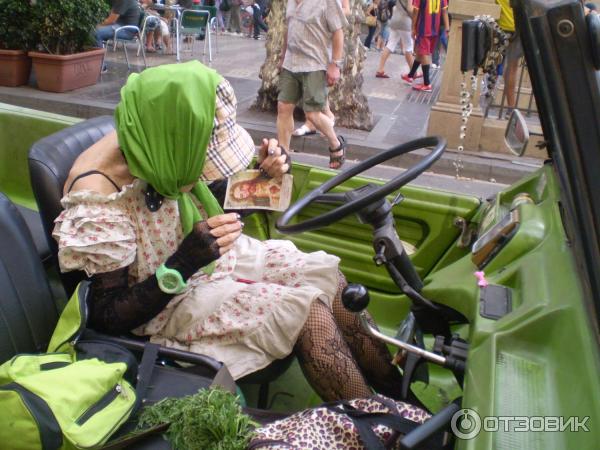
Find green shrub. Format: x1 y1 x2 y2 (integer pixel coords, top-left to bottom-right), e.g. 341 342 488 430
34 0 109 54
0 0 36 50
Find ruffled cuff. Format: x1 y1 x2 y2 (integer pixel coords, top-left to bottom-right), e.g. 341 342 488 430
53 203 137 277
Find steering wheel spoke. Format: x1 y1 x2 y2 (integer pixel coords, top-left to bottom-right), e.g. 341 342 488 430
313 192 347 205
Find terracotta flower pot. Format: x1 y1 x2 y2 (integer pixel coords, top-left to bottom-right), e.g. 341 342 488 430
0 49 32 87
29 48 106 93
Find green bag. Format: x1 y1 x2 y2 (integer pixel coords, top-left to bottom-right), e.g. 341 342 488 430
0 283 156 450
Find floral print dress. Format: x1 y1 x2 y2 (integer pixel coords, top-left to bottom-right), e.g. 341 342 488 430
53 179 341 379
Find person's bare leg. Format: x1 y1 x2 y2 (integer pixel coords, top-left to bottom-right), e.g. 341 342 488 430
405 50 415 69
305 110 345 169
277 101 295 151
323 101 335 122
305 110 339 149
301 101 334 133
504 58 519 108
153 29 161 49
145 30 156 51
163 33 172 53
377 47 392 73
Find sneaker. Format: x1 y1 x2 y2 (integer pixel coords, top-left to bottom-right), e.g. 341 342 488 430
101 64 108 74
412 83 433 92
431 63 440 69
401 73 414 85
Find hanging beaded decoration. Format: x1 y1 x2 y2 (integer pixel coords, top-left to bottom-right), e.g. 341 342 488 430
454 15 510 180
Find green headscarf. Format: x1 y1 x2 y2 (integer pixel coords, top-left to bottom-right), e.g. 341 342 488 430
115 61 223 236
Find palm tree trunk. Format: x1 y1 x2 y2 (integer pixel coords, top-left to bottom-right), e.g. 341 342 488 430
252 0 373 130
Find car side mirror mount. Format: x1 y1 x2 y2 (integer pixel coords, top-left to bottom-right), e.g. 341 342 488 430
505 109 530 157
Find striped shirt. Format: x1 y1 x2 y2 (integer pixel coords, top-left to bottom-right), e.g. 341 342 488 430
283 0 348 73
412 0 448 37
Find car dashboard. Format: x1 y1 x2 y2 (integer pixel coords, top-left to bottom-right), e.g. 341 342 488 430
421 164 600 449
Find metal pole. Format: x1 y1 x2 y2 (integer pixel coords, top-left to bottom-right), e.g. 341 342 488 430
176 8 181 62
358 312 447 365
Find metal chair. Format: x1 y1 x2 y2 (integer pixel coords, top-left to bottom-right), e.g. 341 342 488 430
193 5 219 53
111 11 149 71
179 9 214 62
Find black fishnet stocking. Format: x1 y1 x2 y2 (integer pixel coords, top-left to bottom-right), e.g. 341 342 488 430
294 273 405 401
331 273 405 400
294 299 373 401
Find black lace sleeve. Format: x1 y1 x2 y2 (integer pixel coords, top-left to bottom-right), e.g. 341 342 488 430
87 221 221 335
88 268 169 334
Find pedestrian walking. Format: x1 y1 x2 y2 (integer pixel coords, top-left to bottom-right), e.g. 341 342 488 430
375 0 416 78
277 0 348 169
402 0 449 92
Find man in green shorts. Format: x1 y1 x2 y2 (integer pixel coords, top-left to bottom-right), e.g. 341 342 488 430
277 0 348 169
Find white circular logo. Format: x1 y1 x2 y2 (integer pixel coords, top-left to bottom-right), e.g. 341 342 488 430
451 408 482 440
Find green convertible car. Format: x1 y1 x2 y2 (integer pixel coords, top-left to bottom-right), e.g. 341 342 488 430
0 0 599 448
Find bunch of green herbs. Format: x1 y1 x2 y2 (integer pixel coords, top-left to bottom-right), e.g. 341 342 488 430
136 387 257 450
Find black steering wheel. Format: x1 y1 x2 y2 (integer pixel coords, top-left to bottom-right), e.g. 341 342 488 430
276 136 447 234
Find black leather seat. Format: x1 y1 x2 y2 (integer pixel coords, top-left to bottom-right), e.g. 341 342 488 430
15 205 51 264
29 115 116 296
0 195 59 360
28 116 294 408
0 193 228 449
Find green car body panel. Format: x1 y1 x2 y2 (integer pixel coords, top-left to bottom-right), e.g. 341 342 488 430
1 101 598 448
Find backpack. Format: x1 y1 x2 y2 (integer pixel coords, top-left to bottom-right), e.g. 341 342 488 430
220 0 231 12
0 283 159 450
378 0 391 22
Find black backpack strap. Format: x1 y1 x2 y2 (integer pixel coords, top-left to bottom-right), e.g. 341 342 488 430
133 342 160 412
400 1 410 16
325 399 446 450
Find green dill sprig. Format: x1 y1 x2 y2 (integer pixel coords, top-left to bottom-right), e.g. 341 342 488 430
136 387 257 450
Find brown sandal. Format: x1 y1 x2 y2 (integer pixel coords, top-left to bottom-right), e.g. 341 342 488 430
329 136 346 170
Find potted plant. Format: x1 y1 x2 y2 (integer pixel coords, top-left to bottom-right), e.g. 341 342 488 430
29 0 109 93
0 0 36 87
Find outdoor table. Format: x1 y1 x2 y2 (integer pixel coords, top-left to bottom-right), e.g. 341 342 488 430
151 3 184 62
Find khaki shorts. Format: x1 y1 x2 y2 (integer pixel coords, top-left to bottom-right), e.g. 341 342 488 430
386 29 413 54
277 69 328 112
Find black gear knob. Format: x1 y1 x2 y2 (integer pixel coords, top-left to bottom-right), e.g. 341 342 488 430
342 283 370 313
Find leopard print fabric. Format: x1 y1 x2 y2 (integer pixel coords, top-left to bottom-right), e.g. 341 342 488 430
249 395 431 450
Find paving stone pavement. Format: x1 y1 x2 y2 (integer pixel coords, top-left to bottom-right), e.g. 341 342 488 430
0 32 543 185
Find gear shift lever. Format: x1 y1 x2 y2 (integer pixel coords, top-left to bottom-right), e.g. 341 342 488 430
341 283 448 367
342 283 371 312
